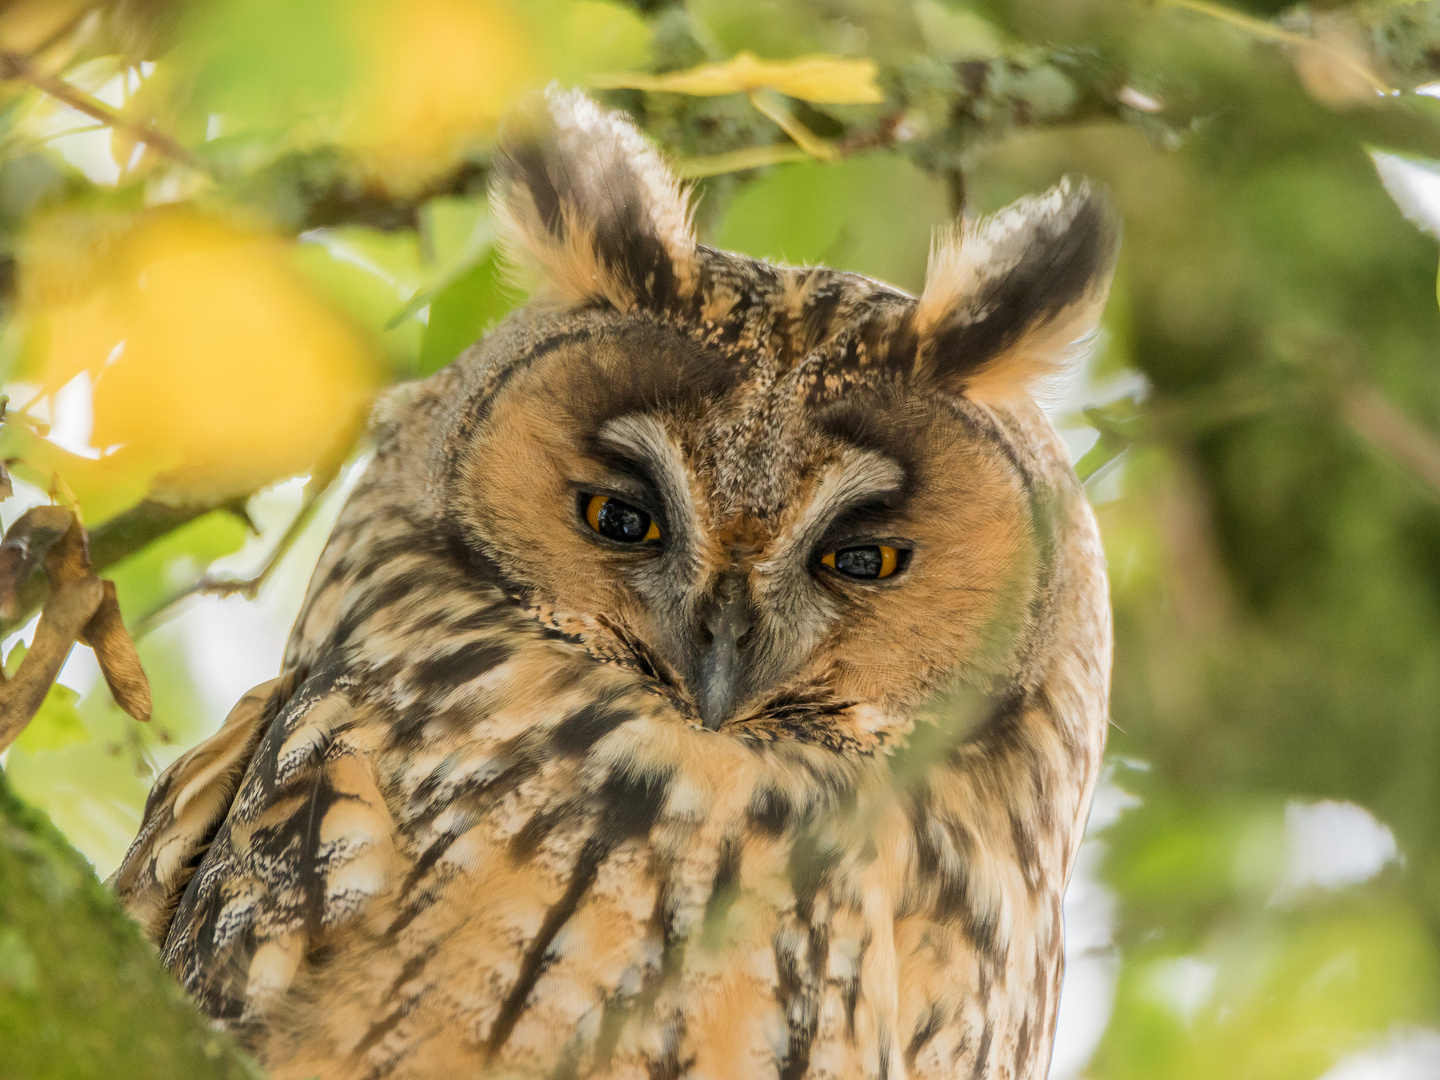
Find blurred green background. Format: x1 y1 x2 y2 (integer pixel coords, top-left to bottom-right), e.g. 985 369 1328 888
2 0 1440 1076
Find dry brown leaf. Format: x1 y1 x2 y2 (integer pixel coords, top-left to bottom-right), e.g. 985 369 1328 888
42 512 92 586
1291 15 1386 107
0 504 75 619
81 579 151 723
0 499 152 744
0 573 102 753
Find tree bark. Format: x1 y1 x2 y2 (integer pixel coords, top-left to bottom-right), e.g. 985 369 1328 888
0 769 262 1080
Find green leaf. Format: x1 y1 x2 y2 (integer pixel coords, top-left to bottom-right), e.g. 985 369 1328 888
714 155 946 294
5 646 90 755
105 509 250 624
14 686 89 755
293 226 425 376
0 423 166 528
914 0 1005 61
171 0 358 140
386 197 497 331
5 735 151 879
1095 901 1440 1080
549 0 651 81
1076 396 1144 482
0 927 39 996
417 249 515 375
1370 149 1440 241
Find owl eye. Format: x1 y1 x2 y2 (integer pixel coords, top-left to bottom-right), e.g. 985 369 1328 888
584 494 661 544
820 545 906 580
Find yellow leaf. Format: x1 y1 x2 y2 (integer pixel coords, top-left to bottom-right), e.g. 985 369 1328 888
0 428 166 526
593 50 883 104
15 209 382 511
336 0 649 191
0 0 89 54
340 0 537 186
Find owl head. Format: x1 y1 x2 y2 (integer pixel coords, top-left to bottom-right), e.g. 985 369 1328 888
382 90 1118 743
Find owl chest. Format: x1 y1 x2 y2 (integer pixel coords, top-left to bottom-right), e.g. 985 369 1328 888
167 652 1062 1080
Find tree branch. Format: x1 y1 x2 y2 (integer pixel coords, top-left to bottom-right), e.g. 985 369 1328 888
0 770 263 1078
0 500 236 639
1343 384 1440 497
0 50 207 173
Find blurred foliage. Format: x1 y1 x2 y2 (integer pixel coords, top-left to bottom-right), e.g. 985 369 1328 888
0 0 1439 1076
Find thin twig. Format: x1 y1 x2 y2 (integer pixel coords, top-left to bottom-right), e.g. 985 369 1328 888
0 50 208 172
674 110 909 179
1160 0 1396 95
675 143 810 179
1343 384 1440 496
132 466 341 637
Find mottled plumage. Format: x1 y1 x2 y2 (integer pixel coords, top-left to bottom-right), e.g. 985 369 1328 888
115 90 1118 1080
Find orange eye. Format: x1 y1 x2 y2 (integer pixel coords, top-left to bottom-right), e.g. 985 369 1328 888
584 494 660 543
820 545 902 580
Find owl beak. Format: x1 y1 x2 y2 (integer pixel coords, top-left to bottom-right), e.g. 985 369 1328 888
697 574 753 730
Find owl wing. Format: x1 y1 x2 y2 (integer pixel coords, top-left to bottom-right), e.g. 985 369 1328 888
111 676 287 947
154 668 400 1026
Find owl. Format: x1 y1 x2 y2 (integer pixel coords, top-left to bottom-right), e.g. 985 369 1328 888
113 90 1117 1080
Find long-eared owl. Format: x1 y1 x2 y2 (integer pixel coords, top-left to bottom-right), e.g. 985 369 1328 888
114 89 1118 1080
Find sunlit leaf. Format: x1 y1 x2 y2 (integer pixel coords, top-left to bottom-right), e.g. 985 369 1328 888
329 0 647 189
338 0 536 185
12 208 383 509
686 0 924 67
425 196 491 269
593 50 882 104
0 0 90 56
3 613 219 876
548 1 650 83
1370 149 1440 239
914 0 1005 61
165 0 650 190
0 426 165 525
386 197 496 330
4 736 149 877
172 0 358 141
6 649 88 755
1096 901 1440 1080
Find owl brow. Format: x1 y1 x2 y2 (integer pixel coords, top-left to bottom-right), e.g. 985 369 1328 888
593 413 698 533
780 451 907 562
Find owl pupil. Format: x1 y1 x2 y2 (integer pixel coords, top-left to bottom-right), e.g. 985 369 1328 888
835 547 884 578
597 498 650 542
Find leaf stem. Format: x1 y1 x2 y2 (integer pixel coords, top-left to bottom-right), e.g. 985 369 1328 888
1159 0 1395 95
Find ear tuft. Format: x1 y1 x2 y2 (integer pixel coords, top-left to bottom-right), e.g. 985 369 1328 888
491 87 697 312
912 179 1120 403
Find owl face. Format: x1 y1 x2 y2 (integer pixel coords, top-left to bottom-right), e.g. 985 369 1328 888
432 90 1118 736
453 318 1041 729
